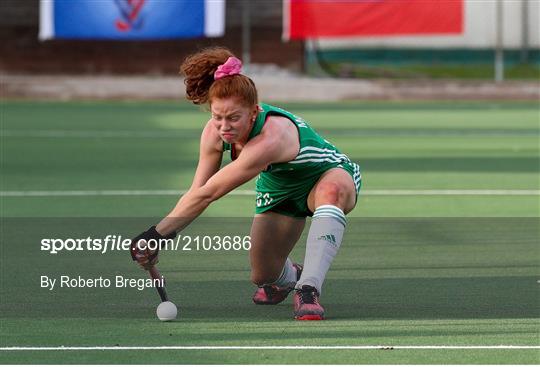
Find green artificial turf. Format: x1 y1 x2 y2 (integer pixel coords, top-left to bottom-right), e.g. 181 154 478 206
0 100 538 364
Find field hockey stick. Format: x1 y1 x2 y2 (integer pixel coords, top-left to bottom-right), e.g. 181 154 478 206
149 266 168 302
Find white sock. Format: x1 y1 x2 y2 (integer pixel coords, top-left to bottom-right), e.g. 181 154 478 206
271 257 298 289
296 205 346 294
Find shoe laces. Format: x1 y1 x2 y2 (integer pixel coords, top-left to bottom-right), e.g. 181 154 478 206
298 285 319 304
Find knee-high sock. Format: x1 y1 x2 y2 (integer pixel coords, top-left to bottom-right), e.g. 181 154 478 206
271 257 297 288
296 205 346 294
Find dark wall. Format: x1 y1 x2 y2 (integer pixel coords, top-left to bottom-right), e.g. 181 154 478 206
0 0 304 74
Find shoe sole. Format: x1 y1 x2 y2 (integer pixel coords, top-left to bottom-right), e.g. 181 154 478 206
253 299 281 305
295 314 324 321
253 290 292 305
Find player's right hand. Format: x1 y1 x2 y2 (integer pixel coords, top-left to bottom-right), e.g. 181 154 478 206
130 226 176 270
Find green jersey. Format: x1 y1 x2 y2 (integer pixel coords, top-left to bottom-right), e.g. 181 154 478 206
224 103 361 217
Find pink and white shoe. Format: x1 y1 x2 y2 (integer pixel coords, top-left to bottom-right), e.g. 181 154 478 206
252 264 303 305
293 285 325 320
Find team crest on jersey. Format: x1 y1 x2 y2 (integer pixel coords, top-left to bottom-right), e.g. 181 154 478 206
114 0 146 32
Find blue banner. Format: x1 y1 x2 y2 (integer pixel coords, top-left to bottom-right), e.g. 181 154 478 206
39 0 225 40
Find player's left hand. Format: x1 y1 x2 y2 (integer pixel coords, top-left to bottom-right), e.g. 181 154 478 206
130 226 176 270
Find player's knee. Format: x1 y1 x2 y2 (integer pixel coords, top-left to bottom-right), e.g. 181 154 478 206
315 181 346 206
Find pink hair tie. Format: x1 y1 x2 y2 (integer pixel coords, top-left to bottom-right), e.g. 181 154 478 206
214 57 242 80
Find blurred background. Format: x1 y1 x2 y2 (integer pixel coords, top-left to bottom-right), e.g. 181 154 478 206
1 0 538 100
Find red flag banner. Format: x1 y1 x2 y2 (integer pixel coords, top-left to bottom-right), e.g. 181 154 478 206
284 0 464 40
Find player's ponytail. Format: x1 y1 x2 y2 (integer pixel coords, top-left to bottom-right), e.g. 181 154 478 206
180 47 258 107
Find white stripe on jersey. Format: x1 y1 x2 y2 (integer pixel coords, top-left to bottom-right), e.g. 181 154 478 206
293 147 350 164
289 157 346 164
293 152 349 162
299 146 344 154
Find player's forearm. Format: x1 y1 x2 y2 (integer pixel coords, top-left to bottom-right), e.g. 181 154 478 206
155 188 213 235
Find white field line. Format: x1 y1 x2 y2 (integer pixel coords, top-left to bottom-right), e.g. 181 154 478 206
0 189 539 197
1 345 538 351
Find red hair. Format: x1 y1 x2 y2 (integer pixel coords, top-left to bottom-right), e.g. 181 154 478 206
180 47 258 107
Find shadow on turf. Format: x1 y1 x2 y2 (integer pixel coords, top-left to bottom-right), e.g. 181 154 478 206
175 275 540 322
2 274 538 322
